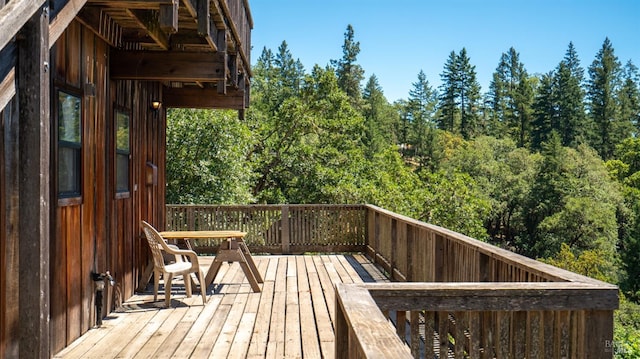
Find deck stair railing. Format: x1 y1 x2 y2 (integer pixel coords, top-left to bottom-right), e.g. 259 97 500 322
166 204 619 358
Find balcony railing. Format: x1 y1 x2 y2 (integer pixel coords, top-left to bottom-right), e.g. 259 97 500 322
166 204 619 358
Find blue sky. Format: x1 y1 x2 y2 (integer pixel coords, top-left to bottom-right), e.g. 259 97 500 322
249 1 640 103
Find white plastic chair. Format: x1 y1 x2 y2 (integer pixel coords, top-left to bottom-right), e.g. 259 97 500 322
141 221 207 307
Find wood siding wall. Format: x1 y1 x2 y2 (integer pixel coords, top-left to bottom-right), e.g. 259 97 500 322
0 18 166 355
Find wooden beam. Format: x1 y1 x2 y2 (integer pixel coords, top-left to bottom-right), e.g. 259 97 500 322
17 5 50 358
76 8 123 48
364 282 620 312
163 86 245 109
49 0 88 46
0 0 45 51
159 0 178 34
86 0 174 9
196 0 216 50
335 284 413 359
126 9 169 50
216 29 227 94
0 68 15 112
110 50 226 81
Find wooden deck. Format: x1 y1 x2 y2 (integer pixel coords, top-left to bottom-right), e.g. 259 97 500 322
54 254 388 359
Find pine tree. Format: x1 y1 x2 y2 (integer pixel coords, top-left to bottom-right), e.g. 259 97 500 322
587 37 622 160
252 47 278 113
331 24 365 106
457 48 482 140
407 70 438 168
437 49 481 139
363 74 396 157
488 47 533 147
555 42 588 148
618 60 640 139
438 51 459 132
487 55 510 137
531 72 557 151
275 41 305 98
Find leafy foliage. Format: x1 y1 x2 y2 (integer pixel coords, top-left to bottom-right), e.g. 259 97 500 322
166 109 254 204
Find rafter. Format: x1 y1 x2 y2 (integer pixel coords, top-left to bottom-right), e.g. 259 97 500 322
0 0 46 51
126 8 169 50
85 0 174 9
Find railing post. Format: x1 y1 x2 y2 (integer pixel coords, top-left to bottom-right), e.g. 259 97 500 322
406 225 414 281
281 205 290 254
335 291 349 359
435 234 445 282
586 310 615 358
391 218 397 280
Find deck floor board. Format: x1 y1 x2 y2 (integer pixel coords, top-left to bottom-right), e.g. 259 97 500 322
54 254 387 359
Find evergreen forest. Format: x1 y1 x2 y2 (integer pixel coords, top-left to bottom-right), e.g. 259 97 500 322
166 25 640 354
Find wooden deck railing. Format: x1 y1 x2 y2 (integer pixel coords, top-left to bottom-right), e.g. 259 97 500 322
336 282 617 358
166 204 366 254
166 204 619 358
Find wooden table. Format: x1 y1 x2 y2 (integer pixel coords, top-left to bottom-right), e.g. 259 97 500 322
159 230 263 292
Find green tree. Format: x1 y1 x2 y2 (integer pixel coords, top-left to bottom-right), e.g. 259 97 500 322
331 24 365 107
438 51 459 133
443 136 539 248
275 41 305 97
418 170 491 240
531 72 557 151
618 60 640 139
555 42 588 148
252 43 305 115
457 48 482 139
362 74 397 157
587 37 622 160
614 138 640 299
488 47 534 147
437 48 481 139
407 70 438 169
251 64 367 204
522 135 622 260
166 109 254 204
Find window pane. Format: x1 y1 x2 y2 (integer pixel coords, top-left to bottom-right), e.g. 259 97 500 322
58 92 81 143
116 153 129 192
58 90 81 198
59 147 80 195
116 111 130 151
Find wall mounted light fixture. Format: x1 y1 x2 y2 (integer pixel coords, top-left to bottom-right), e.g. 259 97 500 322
151 100 162 111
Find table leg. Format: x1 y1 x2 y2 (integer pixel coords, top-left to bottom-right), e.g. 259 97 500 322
239 241 263 283
208 239 262 292
205 260 224 287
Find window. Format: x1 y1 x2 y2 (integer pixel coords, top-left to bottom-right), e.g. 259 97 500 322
115 109 130 194
58 90 82 198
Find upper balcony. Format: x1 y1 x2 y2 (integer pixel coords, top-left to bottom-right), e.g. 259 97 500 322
56 204 618 358
0 0 252 111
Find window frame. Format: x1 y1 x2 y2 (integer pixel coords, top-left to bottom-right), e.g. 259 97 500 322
56 87 83 205
114 106 131 199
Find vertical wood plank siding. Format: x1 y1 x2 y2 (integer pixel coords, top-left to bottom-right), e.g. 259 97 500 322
46 20 166 354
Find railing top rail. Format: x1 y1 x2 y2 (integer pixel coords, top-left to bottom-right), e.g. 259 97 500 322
365 204 612 286
335 284 413 359
167 203 366 208
360 282 619 311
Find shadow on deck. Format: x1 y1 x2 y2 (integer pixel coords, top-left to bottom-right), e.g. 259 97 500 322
54 254 386 358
